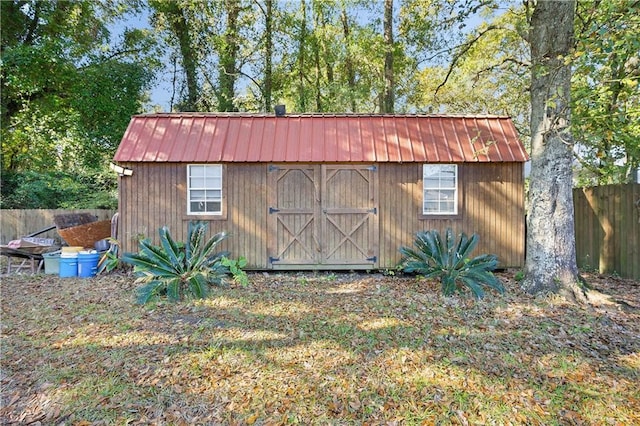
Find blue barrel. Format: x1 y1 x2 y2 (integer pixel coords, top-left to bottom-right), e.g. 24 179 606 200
59 255 78 278
77 252 100 278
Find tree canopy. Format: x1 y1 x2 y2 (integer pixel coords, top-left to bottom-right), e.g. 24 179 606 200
1 1 637 228
1 0 158 208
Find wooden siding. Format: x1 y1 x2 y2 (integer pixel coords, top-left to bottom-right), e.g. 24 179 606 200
119 162 525 269
118 162 269 267
574 184 640 279
1 209 116 244
378 162 525 268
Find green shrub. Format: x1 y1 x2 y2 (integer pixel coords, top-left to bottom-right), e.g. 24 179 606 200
97 238 122 274
221 256 250 286
122 221 230 304
399 228 504 299
0 170 117 209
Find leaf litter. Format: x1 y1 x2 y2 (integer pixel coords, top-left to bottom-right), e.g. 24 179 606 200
1 270 638 425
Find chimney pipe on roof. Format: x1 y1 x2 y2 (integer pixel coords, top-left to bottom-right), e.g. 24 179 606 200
275 105 286 117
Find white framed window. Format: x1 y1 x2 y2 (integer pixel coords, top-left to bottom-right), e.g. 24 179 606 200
187 164 223 215
423 164 458 215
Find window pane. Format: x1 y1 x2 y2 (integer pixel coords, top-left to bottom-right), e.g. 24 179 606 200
440 189 455 201
206 176 222 188
440 200 455 213
190 190 206 200
190 177 206 188
190 201 205 212
189 165 205 177
209 165 222 177
424 201 439 212
424 177 440 188
424 190 438 202
440 176 455 188
206 201 221 212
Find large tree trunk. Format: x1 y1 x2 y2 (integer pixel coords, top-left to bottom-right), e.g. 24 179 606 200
523 0 586 303
312 3 323 112
218 0 240 112
297 0 308 111
341 7 356 112
263 0 273 112
163 2 199 111
382 0 394 113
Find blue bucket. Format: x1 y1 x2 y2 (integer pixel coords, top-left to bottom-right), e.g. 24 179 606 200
59 255 78 278
77 252 100 278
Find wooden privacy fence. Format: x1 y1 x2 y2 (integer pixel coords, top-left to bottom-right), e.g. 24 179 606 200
1 209 116 244
574 184 640 280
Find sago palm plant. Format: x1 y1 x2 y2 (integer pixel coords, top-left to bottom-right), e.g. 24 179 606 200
399 228 504 299
122 221 230 303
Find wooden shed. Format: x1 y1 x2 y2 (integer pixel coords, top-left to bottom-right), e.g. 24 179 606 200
113 113 529 270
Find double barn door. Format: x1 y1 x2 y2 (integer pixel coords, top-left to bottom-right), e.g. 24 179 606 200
268 164 379 269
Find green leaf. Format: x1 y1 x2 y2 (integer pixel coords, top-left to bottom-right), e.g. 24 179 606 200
121 221 231 304
399 228 504 300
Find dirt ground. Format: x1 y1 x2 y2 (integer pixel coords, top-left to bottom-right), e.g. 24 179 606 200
1 269 639 425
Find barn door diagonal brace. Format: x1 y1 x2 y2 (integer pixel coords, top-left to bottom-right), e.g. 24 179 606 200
325 214 369 258
277 216 315 258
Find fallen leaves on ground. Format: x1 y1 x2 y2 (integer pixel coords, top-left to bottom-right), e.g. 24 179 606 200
1 270 638 425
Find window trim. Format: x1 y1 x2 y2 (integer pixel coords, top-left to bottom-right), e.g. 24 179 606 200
186 164 224 216
421 164 459 217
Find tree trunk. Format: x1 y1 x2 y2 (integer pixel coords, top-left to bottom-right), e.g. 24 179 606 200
341 7 356 112
297 0 308 112
165 2 199 111
218 0 240 112
383 0 394 113
312 3 323 112
296 0 307 112
264 0 273 112
523 0 586 303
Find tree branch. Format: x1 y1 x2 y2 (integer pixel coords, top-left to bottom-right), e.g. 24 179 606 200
474 57 530 82
435 24 500 96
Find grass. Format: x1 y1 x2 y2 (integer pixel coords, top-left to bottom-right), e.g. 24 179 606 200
1 271 639 425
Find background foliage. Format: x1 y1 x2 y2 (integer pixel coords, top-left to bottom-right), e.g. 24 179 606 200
1 0 158 209
1 0 637 210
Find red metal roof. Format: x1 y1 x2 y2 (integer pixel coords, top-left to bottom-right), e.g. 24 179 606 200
114 113 529 163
